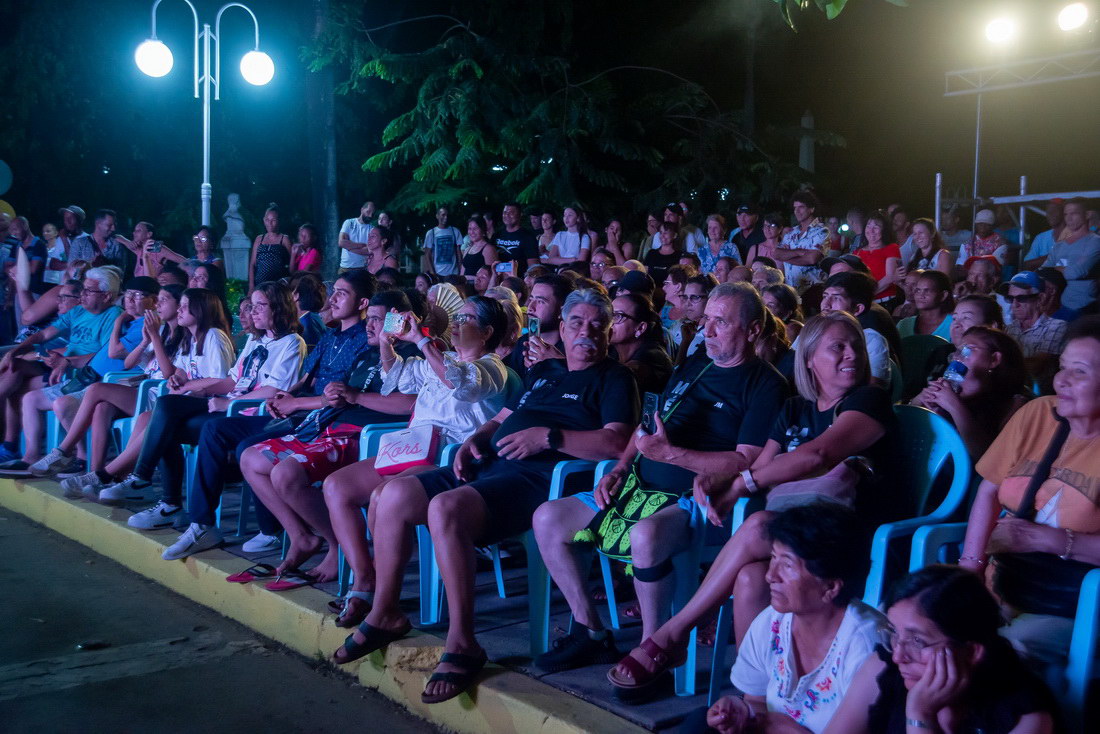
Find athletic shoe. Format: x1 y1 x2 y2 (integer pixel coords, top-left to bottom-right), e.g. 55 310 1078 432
127 501 182 530
98 475 154 506
29 449 81 477
534 624 619 673
162 523 223 560
62 472 104 500
0 460 33 476
13 325 40 344
0 445 21 464
241 532 282 554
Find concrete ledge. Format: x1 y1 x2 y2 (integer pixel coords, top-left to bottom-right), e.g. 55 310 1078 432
1 477 646 734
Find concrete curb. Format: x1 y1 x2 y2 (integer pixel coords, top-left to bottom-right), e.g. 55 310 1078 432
1 477 647 734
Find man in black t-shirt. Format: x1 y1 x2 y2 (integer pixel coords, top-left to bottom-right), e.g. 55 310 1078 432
532 282 788 674
493 202 540 277
339 288 638 703
730 203 765 262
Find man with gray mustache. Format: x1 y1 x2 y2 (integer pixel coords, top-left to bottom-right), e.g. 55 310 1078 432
338 288 638 704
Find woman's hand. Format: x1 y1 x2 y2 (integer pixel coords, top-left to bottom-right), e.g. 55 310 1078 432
167 372 188 393
706 696 753 734
207 396 230 413
988 517 1064 556
395 311 423 344
693 473 742 527
918 380 963 418
594 469 626 510
143 310 163 343
265 391 296 419
905 646 970 724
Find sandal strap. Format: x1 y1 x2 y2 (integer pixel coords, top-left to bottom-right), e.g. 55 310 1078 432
426 671 469 686
439 651 485 669
245 563 277 576
345 590 373 601
639 637 672 666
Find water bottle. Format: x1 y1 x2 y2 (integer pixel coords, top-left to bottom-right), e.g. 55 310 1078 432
943 360 968 394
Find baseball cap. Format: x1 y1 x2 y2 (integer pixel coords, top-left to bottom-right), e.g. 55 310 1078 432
664 203 684 217
616 269 655 296
736 203 759 215
123 276 160 295
820 254 870 275
974 209 996 225
963 255 1002 272
58 205 86 223
1035 267 1067 292
997 271 1043 295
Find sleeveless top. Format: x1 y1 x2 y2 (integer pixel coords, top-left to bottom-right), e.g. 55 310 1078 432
462 245 488 276
254 235 290 283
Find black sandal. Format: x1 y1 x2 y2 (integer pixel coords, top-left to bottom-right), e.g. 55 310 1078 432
332 619 411 665
421 650 488 704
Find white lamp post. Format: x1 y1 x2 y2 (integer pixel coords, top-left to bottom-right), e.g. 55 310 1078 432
136 1 274 226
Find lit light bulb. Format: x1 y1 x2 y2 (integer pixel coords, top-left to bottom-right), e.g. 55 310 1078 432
985 17 1018 44
1059 3 1089 31
240 50 274 86
135 39 173 77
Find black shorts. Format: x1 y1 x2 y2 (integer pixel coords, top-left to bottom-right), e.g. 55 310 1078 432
417 458 587 545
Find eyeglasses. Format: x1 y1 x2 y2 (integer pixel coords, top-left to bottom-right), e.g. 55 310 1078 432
58 293 81 301
683 294 707 303
957 344 990 359
453 313 476 326
612 311 638 324
1004 293 1040 303
878 627 952 658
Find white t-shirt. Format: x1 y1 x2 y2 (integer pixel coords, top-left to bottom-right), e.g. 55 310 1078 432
424 226 463 276
730 602 886 733
549 231 591 260
228 332 306 397
172 329 236 381
339 217 374 269
42 239 67 285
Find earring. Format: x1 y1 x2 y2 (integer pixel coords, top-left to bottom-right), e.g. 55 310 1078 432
635 331 642 338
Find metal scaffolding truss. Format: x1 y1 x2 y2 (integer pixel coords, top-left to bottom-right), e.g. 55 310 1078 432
945 47 1100 97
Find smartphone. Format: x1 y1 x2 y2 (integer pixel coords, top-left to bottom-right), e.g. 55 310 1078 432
383 312 404 334
527 315 541 336
148 240 163 253
495 262 514 273
641 392 661 435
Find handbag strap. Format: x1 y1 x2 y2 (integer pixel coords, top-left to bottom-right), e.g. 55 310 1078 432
1013 411 1071 522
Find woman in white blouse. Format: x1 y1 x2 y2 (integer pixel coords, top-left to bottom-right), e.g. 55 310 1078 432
545 206 592 265
321 296 512 619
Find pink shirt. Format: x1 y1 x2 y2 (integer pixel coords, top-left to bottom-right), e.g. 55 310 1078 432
292 247 321 273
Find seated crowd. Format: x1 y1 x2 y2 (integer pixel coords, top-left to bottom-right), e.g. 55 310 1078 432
2 192 1099 731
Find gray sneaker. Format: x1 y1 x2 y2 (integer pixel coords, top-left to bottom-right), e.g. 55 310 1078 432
98 475 154 506
162 523 223 560
61 471 104 500
127 501 182 530
30 448 81 477
241 533 282 554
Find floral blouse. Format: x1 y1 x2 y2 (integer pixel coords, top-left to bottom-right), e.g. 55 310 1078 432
730 602 886 733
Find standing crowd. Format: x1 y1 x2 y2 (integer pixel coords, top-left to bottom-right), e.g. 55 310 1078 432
2 191 1098 732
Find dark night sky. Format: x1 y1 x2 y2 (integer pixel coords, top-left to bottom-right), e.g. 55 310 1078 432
2 0 1098 236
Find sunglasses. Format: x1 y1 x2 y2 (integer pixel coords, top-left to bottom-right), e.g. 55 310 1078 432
1004 293 1040 303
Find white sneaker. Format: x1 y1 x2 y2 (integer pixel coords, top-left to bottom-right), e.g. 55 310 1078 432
98 475 154 506
127 501 182 530
62 471 104 500
30 448 81 477
162 523 223 560
241 532 282 554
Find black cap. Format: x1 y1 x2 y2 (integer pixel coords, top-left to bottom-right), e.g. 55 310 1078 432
123 276 160 295
664 203 684 217
736 203 759 215
819 254 870 275
616 269 655 295
1036 267 1067 292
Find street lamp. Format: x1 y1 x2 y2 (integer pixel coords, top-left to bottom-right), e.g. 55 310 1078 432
136 0 274 226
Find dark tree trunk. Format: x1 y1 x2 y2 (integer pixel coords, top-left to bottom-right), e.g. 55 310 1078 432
307 0 340 279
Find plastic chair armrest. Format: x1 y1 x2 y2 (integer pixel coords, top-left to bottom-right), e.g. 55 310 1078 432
227 399 266 417
1065 568 1100 727
908 522 968 572
103 370 143 384
358 422 409 459
547 460 598 501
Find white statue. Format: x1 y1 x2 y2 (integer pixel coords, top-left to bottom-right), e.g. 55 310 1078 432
220 193 252 281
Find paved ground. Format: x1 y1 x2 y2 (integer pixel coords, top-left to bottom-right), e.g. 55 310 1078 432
0 507 437 734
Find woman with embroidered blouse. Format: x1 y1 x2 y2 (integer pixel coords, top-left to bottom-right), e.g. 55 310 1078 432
695 503 886 734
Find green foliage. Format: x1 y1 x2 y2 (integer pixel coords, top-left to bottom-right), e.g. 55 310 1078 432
772 0 908 30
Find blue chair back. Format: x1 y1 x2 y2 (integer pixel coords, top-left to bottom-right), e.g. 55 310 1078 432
894 404 972 520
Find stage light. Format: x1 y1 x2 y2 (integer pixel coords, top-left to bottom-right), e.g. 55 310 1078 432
985 17 1018 44
1059 3 1089 31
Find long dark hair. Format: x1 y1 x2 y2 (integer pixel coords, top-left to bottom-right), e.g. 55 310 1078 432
961 326 1029 420
178 288 230 357
159 284 186 358
906 218 948 273
615 292 662 345
253 281 302 338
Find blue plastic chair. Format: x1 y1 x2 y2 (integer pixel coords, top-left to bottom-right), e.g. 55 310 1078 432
862 405 973 608
910 523 1100 731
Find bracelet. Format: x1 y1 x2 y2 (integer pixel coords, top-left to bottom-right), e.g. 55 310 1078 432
740 469 758 494
959 555 988 567
416 336 432 350
1061 529 1076 560
905 718 933 730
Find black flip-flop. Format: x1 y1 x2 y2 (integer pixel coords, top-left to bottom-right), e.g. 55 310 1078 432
421 650 488 704
333 619 412 665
